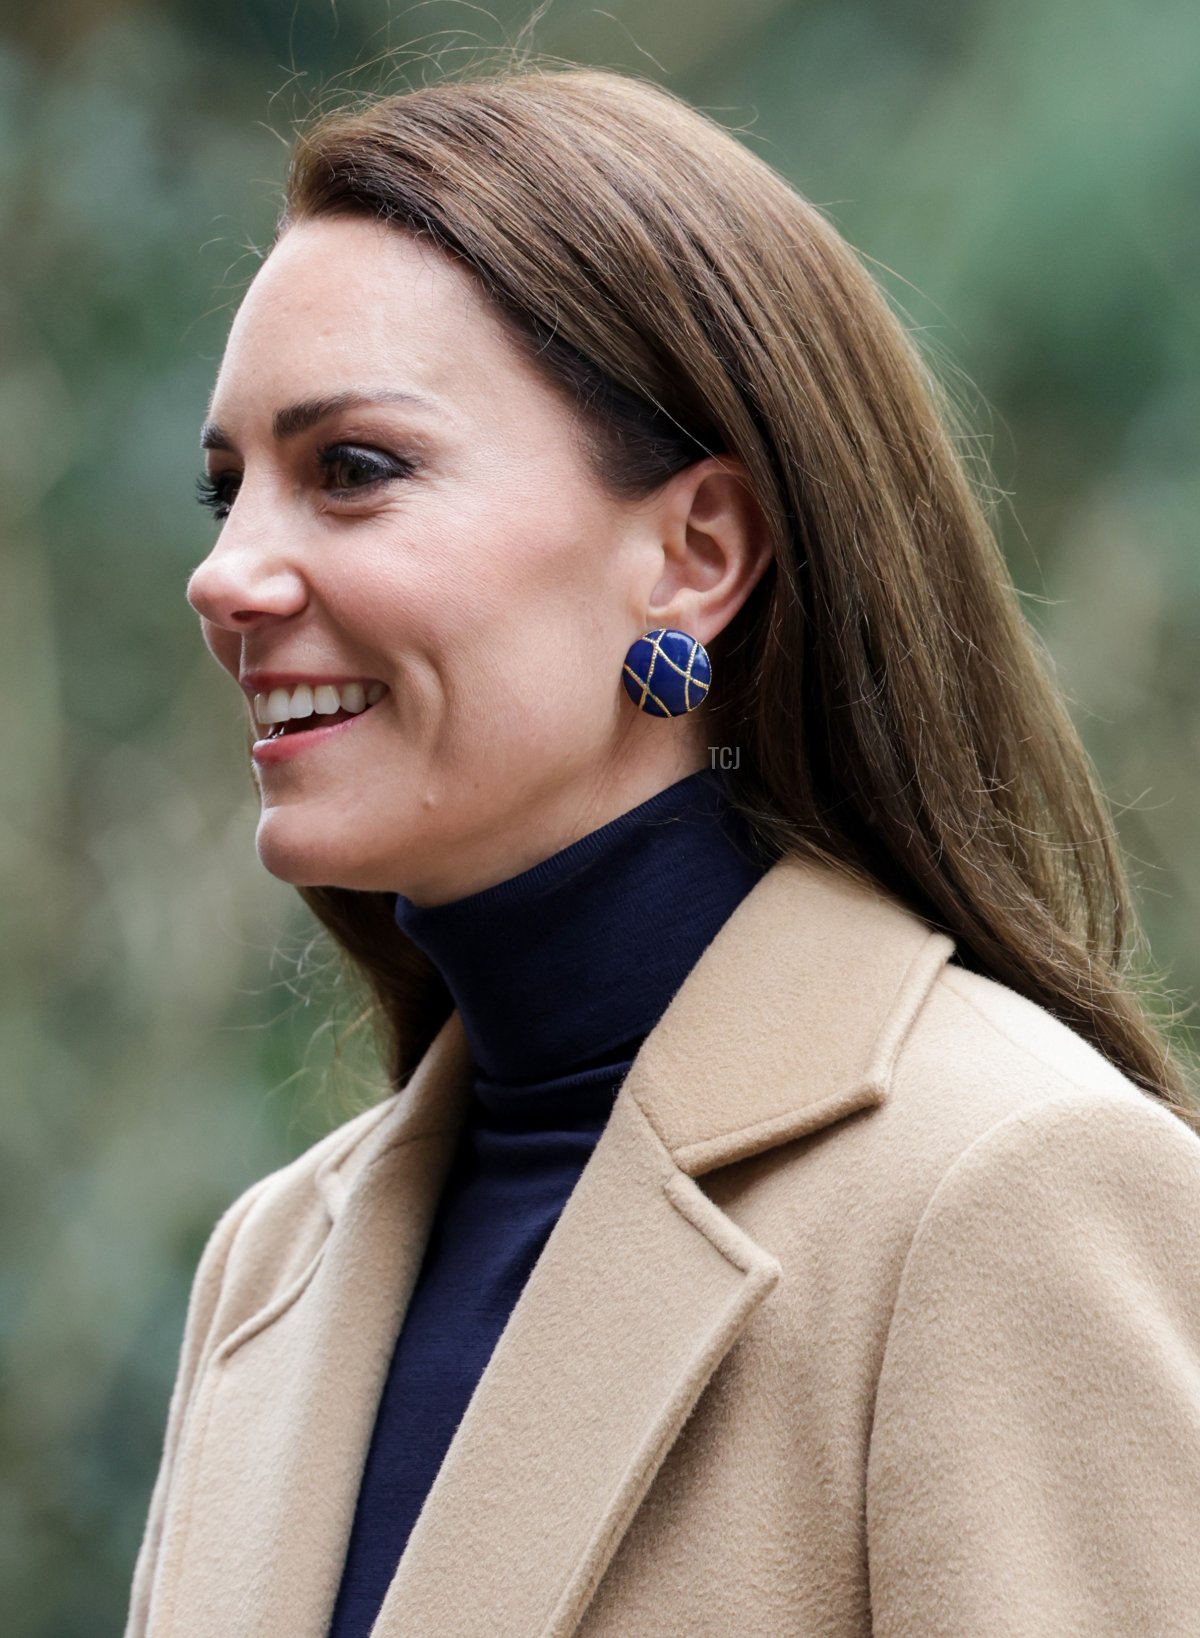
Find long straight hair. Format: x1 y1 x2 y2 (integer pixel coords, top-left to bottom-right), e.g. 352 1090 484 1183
262 60 1198 1133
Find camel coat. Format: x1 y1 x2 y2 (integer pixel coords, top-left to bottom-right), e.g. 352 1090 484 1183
124 851 1200 1636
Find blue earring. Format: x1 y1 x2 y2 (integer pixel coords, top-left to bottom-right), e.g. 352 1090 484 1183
621 627 712 717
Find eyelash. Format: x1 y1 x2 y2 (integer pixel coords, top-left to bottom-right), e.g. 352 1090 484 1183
194 444 417 521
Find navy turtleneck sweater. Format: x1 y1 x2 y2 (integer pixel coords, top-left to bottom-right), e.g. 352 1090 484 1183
327 767 773 1637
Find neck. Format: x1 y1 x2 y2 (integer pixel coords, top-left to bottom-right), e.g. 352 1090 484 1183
393 768 773 1084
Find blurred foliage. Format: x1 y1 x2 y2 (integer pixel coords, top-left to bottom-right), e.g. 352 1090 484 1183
1 0 1196 1630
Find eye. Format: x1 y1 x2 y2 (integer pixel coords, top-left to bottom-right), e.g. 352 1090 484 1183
193 444 418 522
316 443 418 496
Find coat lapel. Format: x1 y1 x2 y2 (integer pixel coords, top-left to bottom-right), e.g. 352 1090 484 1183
368 852 955 1637
164 1015 473 1634
371 1057 783 1638
172 851 954 1637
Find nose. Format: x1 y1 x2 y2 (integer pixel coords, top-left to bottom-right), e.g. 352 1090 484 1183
186 531 307 631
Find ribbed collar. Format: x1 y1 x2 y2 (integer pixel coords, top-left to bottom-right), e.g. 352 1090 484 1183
392 768 773 1085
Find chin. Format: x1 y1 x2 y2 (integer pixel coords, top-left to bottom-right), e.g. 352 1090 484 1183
254 816 387 893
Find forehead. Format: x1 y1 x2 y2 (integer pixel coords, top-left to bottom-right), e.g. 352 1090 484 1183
210 216 541 424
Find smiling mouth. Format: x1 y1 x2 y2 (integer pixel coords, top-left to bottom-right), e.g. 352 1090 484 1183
263 703 371 740
254 681 387 741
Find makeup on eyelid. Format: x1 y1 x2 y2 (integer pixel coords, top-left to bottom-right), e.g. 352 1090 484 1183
195 445 419 522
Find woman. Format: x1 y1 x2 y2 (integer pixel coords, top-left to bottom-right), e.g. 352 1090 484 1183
125 61 1200 1638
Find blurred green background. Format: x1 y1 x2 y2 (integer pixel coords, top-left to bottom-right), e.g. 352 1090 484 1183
2 0 1197 1629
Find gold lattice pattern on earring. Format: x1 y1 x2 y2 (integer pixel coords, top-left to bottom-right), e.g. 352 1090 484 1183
623 630 710 715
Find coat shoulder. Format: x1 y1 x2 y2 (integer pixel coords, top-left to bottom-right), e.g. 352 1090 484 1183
930 958 1139 1096
892 947 1198 1195
864 983 1200 1635
891 955 1157 1137
847 953 1186 1238
877 950 1172 1166
728 953 1186 1296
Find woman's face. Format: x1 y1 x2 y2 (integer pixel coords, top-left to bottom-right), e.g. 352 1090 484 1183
187 215 767 904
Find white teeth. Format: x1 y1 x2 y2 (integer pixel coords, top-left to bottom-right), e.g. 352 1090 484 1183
264 687 292 724
253 680 387 726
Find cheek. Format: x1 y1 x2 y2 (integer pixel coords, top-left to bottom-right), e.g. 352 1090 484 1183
341 519 628 736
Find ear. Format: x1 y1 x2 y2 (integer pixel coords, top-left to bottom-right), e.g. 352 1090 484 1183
643 455 774 644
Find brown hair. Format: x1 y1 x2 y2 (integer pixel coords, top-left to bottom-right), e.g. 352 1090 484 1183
262 59 1199 1132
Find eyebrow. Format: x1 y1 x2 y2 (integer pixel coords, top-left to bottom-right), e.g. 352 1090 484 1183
199 388 446 452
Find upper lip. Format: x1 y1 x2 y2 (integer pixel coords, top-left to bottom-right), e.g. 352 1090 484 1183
238 669 384 700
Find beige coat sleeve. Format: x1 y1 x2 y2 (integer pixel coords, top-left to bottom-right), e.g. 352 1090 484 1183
865 1088 1200 1637
122 1174 274 1638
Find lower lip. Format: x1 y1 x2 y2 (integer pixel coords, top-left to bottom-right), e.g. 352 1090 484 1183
251 703 378 765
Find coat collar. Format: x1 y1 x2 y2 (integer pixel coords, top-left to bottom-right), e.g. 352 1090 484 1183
318 849 956 1207
190 851 955 1637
